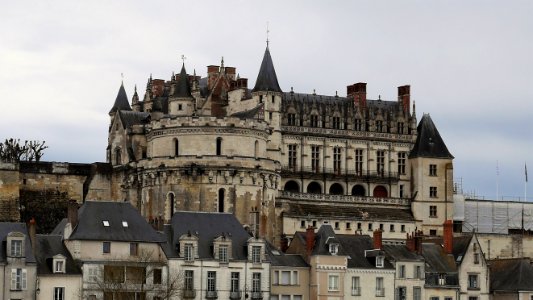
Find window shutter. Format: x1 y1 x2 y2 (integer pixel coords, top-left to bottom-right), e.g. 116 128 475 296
11 269 17 289
22 269 27 289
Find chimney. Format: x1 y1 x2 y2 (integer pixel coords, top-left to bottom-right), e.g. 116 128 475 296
415 230 424 254
28 218 36 254
306 226 315 258
207 65 220 89
347 82 367 108
397 85 410 113
373 229 383 250
280 235 289 252
443 220 453 254
406 232 416 252
67 200 79 228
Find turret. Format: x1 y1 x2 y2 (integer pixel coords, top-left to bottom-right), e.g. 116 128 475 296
109 82 131 118
168 64 194 116
132 85 140 112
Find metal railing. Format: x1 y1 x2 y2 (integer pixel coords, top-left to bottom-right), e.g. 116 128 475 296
205 290 218 299
182 289 197 299
278 191 410 206
351 287 361 296
229 291 242 300
376 288 385 297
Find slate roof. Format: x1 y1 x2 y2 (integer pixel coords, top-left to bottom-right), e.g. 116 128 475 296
451 235 473 264
68 201 165 243
252 46 282 93
409 114 453 159
282 91 399 110
336 234 395 269
421 243 459 286
285 202 415 222
231 103 264 119
163 211 253 260
118 110 150 128
490 258 533 292
383 244 424 261
173 64 192 98
0 222 36 263
265 242 308 268
109 83 132 114
34 234 81 275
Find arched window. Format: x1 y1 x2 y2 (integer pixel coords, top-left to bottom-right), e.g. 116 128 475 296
352 185 366 196
166 192 175 221
115 148 121 165
218 189 225 213
284 181 300 193
329 183 344 195
373 186 388 198
254 140 259 159
216 137 222 156
307 182 322 194
174 139 179 157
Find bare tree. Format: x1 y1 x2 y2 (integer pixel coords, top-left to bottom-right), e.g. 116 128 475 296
0 138 48 163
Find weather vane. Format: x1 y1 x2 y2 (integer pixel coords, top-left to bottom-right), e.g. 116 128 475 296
181 55 187 64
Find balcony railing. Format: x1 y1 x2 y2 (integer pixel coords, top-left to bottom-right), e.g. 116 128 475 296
376 288 385 297
281 125 414 142
278 191 410 206
250 291 263 300
206 290 218 299
229 291 242 300
281 165 400 181
182 289 197 299
351 287 361 296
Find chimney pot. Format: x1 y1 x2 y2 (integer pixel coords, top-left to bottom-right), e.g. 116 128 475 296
443 220 453 254
306 226 315 258
373 229 383 250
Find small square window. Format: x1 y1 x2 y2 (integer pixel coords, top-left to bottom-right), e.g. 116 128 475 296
346 222 351 230
430 205 437 218
329 244 339 255
300 220 306 228
122 221 128 227
368 223 373 231
429 164 437 176
430 187 438 198
401 225 406 232
376 256 384 268
390 224 395 232
334 222 339 230
103 221 110 227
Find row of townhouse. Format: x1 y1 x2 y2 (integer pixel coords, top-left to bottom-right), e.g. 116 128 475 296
1 200 533 300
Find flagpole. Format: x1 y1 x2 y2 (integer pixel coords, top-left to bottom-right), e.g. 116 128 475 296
525 163 528 202
496 160 499 201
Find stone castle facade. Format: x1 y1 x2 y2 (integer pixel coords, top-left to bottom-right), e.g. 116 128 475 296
0 45 454 244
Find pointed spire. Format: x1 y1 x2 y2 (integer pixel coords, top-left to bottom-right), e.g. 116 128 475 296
132 84 139 104
173 63 192 98
221 56 224 68
252 46 282 93
409 114 454 159
109 81 132 115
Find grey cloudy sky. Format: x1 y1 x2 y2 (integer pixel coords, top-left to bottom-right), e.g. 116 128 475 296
1 1 532 200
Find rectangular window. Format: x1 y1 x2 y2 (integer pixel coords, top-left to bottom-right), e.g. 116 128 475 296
399 265 405 278
397 122 404 134
11 268 27 290
88 266 98 282
130 242 138 256
375 277 384 296
311 146 320 173
413 287 421 300
332 116 341 129
379 223 384 231
153 268 162 284
102 242 110 254
397 287 407 300
11 240 22 257
292 271 299 285
444 298 453 300
280 271 290 285
252 246 261 263
219 245 228 263
333 147 342 174
398 152 406 175
390 224 395 232
300 220 305 228
184 270 194 290
231 272 240 292
399 184 404 198
430 186 438 198
430 297 440 300
401 224 406 232
430 205 437 218
351 276 361 295
368 223 373 231
469 297 478 300
347 222 351 230
376 120 383 132
355 149 364 175
328 274 339 291
430 164 437 176
355 119 363 131
55 260 64 273
468 274 479 289
184 243 193 261
288 144 297 170
207 271 216 292
334 222 339 230
474 253 480 264
376 150 385 176
288 113 296 126
252 273 261 292
357 222 362 230
310 115 319 127
54 287 65 300
415 265 422 279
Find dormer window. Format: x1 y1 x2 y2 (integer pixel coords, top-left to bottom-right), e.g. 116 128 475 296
329 243 339 255
103 220 110 227
7 232 25 258
376 256 384 268
53 255 66 274
122 221 128 227
219 245 228 263
252 245 261 263
179 233 199 262
184 243 193 262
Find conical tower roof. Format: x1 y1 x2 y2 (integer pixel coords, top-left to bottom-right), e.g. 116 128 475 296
109 82 132 115
252 46 282 93
409 114 454 159
173 64 192 98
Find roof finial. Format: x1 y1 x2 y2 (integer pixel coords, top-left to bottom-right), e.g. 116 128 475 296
335 90 338 97
221 56 224 68
121 73 124 84
181 54 186 66
266 21 270 48
378 94 381 100
134 84 137 93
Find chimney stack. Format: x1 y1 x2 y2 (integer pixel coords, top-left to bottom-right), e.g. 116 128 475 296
306 226 315 258
406 232 416 252
397 85 410 113
28 217 36 254
443 220 453 254
280 235 289 252
347 82 367 108
67 200 79 228
373 229 383 250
